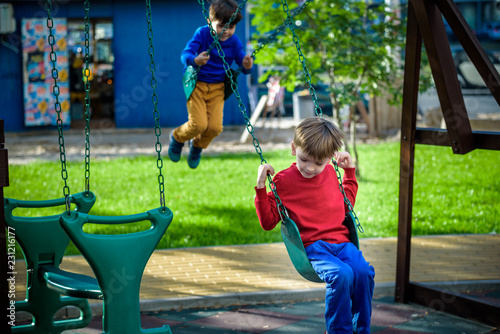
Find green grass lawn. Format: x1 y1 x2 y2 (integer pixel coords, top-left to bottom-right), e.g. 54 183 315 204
5 141 499 256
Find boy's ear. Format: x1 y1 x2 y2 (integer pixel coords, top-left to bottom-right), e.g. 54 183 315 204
291 141 296 156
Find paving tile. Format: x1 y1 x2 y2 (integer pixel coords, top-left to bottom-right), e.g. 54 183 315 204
169 323 251 334
393 312 494 334
372 328 430 333
263 317 326 333
188 308 308 333
62 314 174 334
248 301 325 317
371 302 430 327
149 307 239 323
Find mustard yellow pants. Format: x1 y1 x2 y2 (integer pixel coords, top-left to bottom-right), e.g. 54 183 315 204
172 81 225 149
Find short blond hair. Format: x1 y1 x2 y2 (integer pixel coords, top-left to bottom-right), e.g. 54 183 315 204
293 117 344 161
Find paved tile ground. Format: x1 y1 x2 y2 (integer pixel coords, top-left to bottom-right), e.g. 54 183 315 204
11 235 500 333
13 235 500 302
62 295 498 333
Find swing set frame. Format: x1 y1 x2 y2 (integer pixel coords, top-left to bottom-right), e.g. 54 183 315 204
396 0 500 327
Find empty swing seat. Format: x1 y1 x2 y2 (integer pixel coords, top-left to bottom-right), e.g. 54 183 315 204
59 206 174 334
4 192 97 334
41 265 103 300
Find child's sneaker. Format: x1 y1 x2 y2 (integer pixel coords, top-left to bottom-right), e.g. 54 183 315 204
168 131 184 162
187 140 202 169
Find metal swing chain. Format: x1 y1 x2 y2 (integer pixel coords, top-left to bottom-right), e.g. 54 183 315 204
333 161 364 233
83 0 91 193
278 0 363 233
145 0 166 209
190 0 247 81
230 0 311 78
280 0 323 117
198 0 290 221
45 0 71 212
250 0 311 62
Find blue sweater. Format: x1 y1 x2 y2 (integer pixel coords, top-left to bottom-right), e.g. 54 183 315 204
181 26 252 83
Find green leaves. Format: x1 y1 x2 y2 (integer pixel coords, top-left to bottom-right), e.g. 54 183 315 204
249 0 414 114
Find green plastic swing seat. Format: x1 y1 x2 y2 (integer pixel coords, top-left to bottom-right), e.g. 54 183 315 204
59 207 174 334
4 192 97 334
183 65 239 101
183 65 197 100
280 212 360 283
4 192 174 334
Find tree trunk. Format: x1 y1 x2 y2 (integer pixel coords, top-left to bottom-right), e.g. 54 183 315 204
350 105 360 178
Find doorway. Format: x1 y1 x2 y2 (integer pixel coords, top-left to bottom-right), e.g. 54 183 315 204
67 19 114 128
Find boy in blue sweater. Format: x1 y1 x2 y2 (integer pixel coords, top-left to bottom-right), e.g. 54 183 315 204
168 0 253 169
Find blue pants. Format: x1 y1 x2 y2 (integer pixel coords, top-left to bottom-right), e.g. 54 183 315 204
305 241 375 334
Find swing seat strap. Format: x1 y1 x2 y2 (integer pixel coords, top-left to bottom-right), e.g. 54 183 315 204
183 65 197 100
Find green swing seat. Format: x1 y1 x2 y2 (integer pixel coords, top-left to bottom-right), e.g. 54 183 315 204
59 207 174 334
183 65 197 100
4 191 174 334
280 212 360 283
183 65 240 101
4 192 98 334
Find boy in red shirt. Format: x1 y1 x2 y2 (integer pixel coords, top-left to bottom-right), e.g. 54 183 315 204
255 117 375 334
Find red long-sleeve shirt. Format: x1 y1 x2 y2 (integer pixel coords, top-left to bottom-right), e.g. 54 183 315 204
255 163 358 248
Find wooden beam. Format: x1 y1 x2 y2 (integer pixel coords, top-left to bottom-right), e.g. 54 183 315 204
408 282 500 327
416 128 500 151
395 0 420 304
436 0 500 105
412 0 475 154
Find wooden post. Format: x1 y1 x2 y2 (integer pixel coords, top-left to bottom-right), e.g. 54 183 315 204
395 0 421 304
1 119 11 333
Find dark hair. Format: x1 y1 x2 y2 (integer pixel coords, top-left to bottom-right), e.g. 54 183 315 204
209 0 243 25
293 117 345 161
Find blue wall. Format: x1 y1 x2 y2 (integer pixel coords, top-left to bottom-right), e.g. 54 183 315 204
0 0 249 132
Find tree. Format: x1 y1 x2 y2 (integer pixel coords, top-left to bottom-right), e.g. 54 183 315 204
249 0 413 176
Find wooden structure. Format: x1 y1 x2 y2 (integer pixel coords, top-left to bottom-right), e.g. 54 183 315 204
396 0 500 327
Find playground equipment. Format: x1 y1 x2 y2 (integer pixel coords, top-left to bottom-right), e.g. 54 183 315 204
396 0 500 327
4 0 173 333
194 0 363 283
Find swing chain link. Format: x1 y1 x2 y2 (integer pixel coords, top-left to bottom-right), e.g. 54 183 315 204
83 0 91 193
198 0 291 220
45 0 71 212
250 0 311 59
190 0 247 82
333 161 364 233
280 0 323 117
146 0 166 209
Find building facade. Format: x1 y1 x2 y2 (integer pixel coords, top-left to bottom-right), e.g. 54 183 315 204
0 0 251 132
